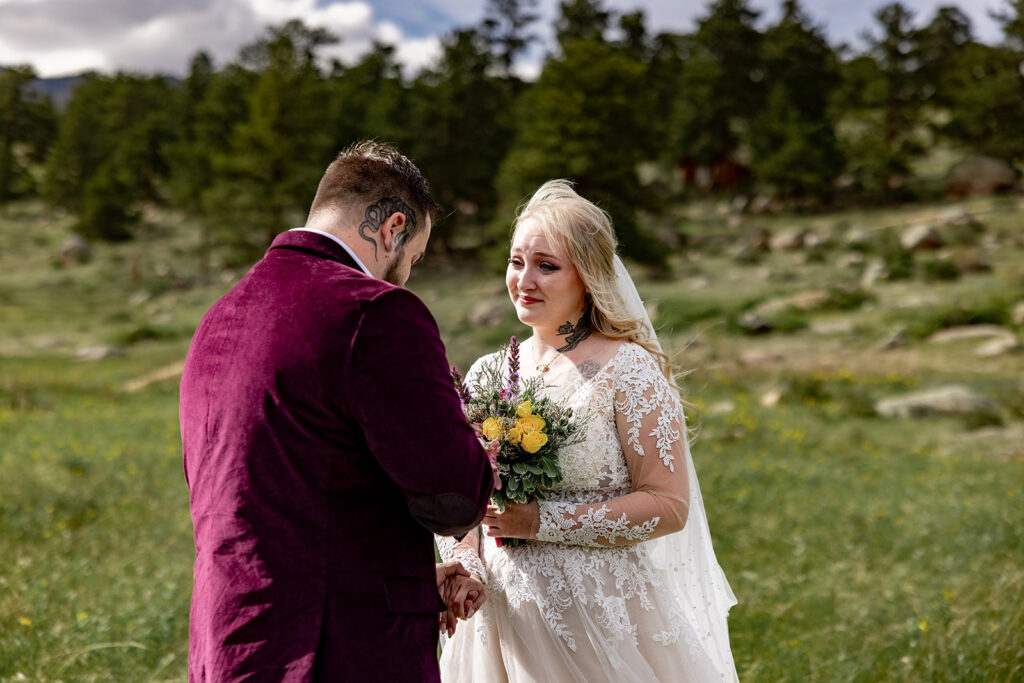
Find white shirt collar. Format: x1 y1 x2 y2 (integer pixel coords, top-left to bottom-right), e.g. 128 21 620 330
289 228 373 277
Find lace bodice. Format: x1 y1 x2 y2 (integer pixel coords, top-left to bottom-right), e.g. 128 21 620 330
437 341 695 651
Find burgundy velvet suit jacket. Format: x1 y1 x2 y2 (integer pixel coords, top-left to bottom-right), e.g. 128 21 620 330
180 230 492 682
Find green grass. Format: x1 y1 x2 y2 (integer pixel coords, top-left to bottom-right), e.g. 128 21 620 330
2 199 1023 681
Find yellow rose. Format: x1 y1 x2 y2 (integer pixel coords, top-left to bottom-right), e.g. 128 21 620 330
506 427 522 445
516 401 533 418
521 430 548 454
481 417 503 441
516 413 546 435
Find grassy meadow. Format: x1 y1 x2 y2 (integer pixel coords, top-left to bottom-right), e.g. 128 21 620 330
1 197 1022 681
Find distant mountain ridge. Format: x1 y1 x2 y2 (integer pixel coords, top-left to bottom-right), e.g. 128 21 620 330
1 68 179 109
29 73 83 109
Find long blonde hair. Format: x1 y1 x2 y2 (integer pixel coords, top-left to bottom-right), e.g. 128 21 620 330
513 179 675 382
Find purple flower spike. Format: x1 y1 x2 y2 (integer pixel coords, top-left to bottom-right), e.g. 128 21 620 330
507 335 521 394
451 365 472 405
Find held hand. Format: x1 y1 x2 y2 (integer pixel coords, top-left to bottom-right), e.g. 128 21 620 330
436 560 471 588
483 501 540 540
436 563 486 637
443 574 486 618
436 561 469 637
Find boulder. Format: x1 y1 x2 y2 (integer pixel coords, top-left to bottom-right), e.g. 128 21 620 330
749 195 775 214
1013 301 1024 326
900 223 945 251
770 228 810 251
926 325 1015 344
860 259 889 288
708 400 736 416
811 319 855 335
976 336 1022 358
76 345 124 362
841 226 872 250
802 231 826 250
731 243 761 264
875 385 1000 419
946 155 1017 197
745 227 772 252
936 207 982 228
837 252 865 269
875 328 907 351
951 247 992 273
59 236 91 266
730 195 750 215
739 349 785 366
735 312 772 334
682 276 712 290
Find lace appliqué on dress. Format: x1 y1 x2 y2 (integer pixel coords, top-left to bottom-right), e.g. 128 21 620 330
614 345 683 471
537 501 660 548
450 344 697 657
436 532 488 584
488 541 661 652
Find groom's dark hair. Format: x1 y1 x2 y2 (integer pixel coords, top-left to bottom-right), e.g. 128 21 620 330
307 140 439 242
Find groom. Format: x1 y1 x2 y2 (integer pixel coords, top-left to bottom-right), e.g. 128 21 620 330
180 141 493 681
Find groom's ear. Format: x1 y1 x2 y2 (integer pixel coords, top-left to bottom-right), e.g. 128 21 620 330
380 212 407 254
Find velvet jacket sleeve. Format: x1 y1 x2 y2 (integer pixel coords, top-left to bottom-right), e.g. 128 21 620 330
345 287 492 537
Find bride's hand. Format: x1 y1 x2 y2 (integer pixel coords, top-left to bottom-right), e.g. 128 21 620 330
483 501 540 539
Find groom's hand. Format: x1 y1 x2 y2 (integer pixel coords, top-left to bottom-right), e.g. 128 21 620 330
436 560 471 587
436 561 486 637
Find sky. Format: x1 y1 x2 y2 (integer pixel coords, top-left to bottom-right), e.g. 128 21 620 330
0 0 1007 79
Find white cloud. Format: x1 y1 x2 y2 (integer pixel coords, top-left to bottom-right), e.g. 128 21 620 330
0 0 441 77
0 0 1007 79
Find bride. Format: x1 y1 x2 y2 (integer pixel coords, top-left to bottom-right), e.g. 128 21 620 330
437 180 739 682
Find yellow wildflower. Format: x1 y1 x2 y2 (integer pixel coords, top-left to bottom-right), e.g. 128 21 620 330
517 413 545 434
521 431 548 453
481 417 503 441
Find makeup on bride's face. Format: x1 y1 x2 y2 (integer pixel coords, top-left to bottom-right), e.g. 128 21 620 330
506 218 586 330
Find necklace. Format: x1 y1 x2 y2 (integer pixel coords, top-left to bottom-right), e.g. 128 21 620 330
531 341 560 374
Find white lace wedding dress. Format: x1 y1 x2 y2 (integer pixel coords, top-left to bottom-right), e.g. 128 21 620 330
437 342 738 682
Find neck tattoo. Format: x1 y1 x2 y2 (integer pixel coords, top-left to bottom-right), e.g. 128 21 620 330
556 312 592 353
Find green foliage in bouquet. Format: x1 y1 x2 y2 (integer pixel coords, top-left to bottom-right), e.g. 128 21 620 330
451 336 588 511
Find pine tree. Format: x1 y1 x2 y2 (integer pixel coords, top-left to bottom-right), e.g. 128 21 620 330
939 1 1024 163
750 0 843 199
46 73 177 239
838 2 925 198
497 30 662 263
327 44 410 151
205 20 337 258
914 6 974 106
0 65 56 205
480 0 540 75
670 0 765 175
555 0 612 47
410 28 515 251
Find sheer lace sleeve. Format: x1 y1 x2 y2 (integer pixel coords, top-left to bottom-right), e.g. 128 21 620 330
436 527 487 584
536 344 690 548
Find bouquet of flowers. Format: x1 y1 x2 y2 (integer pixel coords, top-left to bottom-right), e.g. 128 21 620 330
451 336 587 547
